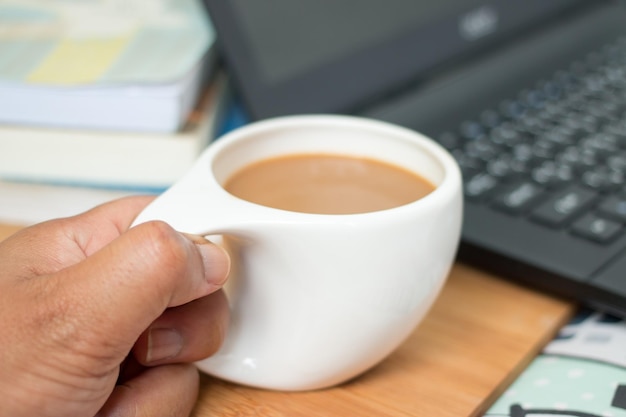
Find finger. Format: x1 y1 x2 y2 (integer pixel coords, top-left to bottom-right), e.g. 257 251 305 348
44 221 230 356
96 364 199 417
133 290 230 366
0 196 156 280
67 195 157 256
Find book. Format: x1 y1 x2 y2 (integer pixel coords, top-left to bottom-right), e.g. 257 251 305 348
0 80 241 227
0 0 216 132
0 180 135 226
0 74 228 192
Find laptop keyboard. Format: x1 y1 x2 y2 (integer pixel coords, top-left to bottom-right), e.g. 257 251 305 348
440 37 626 247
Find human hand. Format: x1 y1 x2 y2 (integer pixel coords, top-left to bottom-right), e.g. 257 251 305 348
0 196 231 417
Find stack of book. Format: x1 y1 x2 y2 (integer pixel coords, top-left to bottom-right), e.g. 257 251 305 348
0 0 229 224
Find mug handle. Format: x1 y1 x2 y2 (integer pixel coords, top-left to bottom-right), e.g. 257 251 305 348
131 151 269 236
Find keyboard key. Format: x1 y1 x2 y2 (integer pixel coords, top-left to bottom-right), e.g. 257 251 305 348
598 194 626 221
571 213 622 243
531 139 561 160
588 100 621 125
492 182 545 214
517 114 550 135
581 167 624 192
543 126 578 147
451 150 484 178
490 131 526 149
464 138 500 161
531 161 574 189
604 120 626 144
580 133 619 157
465 173 499 201
530 185 598 227
511 143 534 162
486 155 521 182
556 146 599 174
606 152 626 171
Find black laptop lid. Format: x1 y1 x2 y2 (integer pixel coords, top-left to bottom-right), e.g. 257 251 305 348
203 0 586 121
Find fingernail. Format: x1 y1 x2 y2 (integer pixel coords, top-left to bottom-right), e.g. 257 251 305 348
185 234 231 286
146 328 183 363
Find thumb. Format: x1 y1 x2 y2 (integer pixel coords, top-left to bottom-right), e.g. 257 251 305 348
47 221 230 358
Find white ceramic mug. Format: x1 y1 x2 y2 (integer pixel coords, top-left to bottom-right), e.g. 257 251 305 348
133 114 463 391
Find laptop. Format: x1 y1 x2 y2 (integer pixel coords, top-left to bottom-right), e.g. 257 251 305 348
203 0 626 317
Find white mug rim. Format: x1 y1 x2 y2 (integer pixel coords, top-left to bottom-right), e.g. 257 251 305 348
204 114 461 220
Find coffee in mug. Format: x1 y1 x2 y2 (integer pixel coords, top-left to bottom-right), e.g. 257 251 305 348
224 153 435 214
133 114 463 391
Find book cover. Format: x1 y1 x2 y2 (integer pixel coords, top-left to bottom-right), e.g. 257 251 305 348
0 0 215 132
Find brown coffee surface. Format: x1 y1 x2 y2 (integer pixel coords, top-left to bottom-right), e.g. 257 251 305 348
223 153 435 214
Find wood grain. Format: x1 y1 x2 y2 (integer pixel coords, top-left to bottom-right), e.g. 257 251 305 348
0 223 575 416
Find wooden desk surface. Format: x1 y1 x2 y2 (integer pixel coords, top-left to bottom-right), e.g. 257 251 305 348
0 224 575 417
